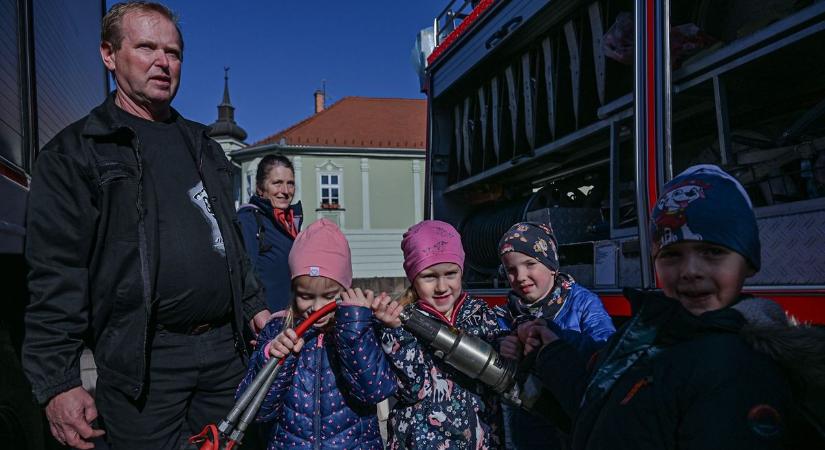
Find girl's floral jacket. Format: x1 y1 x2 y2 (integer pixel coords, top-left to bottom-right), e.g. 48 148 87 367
380 294 508 449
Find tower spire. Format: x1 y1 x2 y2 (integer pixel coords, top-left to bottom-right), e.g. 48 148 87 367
222 66 231 105
208 66 247 142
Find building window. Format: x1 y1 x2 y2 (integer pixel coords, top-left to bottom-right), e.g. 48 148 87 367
316 160 344 211
319 173 341 208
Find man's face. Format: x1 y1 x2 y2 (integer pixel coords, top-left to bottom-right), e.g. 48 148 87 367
101 11 182 111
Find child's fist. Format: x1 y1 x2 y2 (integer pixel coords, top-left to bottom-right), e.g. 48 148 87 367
499 335 523 361
340 287 373 308
268 328 305 359
371 292 403 328
517 319 559 354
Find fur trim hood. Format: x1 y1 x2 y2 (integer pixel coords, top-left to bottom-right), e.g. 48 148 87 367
732 297 825 388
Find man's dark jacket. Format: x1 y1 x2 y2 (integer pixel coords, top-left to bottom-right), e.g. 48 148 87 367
23 94 267 404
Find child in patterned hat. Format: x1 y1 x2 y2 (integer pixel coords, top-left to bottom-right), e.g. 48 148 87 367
236 219 396 449
496 221 615 449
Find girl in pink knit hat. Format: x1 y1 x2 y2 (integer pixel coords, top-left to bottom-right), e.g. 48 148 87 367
371 220 508 449
237 219 397 449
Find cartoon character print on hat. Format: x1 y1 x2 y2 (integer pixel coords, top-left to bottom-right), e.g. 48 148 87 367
653 179 710 248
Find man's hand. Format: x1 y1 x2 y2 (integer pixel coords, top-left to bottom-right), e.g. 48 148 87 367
499 334 524 361
249 309 271 335
249 309 272 346
371 292 403 328
517 319 560 354
45 386 105 449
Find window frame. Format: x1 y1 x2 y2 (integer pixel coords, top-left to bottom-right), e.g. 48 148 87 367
318 171 342 207
317 168 343 208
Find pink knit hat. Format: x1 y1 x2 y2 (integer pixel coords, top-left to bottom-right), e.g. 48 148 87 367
288 218 352 288
401 220 465 282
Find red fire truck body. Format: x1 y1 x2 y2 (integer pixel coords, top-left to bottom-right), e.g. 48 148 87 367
420 0 825 323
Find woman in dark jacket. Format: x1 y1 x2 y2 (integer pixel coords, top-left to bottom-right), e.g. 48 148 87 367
238 154 303 312
520 165 825 449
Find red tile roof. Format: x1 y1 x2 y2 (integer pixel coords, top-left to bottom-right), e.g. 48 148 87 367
255 97 426 149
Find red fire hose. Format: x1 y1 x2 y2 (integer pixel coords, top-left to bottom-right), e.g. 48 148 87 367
190 301 338 450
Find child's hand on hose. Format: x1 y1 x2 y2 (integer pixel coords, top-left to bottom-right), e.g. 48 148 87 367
371 292 404 328
517 319 559 355
268 328 305 359
339 287 374 308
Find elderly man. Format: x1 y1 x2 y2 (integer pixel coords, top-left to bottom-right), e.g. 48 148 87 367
22 2 270 449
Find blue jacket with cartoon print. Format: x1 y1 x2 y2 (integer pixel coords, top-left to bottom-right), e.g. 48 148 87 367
380 294 509 449
237 305 396 449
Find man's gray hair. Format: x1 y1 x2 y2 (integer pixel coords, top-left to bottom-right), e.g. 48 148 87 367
102 1 183 54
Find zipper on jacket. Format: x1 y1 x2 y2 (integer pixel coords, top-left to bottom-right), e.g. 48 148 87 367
619 375 653 405
130 129 152 398
314 335 323 450
581 311 643 408
551 290 573 321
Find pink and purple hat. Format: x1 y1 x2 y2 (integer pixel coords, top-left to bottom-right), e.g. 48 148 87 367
401 220 465 282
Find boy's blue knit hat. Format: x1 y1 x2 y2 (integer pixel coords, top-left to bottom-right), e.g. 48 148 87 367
650 164 761 271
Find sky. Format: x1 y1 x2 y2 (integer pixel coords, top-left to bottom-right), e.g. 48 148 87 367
109 1 444 143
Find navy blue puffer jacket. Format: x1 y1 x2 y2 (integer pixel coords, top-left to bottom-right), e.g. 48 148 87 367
238 305 397 449
238 195 303 312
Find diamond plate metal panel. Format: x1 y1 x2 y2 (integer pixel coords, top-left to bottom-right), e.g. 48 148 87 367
749 210 825 285
620 254 643 288
563 264 594 287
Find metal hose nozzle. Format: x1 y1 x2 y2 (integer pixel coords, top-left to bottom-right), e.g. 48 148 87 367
399 305 517 395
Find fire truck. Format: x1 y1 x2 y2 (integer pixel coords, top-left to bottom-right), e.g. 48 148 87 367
1 1 106 447
418 0 825 323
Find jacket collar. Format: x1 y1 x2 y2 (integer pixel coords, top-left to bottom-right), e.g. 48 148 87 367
249 195 304 233
624 289 745 329
506 272 576 321
81 92 204 138
416 292 471 326
250 195 275 215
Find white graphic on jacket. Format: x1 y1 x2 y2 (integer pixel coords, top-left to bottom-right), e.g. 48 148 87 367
189 181 225 256
431 369 454 403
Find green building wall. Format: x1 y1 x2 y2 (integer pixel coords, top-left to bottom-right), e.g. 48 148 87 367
369 158 416 229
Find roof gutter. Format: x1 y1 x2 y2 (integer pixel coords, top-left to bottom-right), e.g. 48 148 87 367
230 143 426 161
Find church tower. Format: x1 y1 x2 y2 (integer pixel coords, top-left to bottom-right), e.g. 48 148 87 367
208 67 248 154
